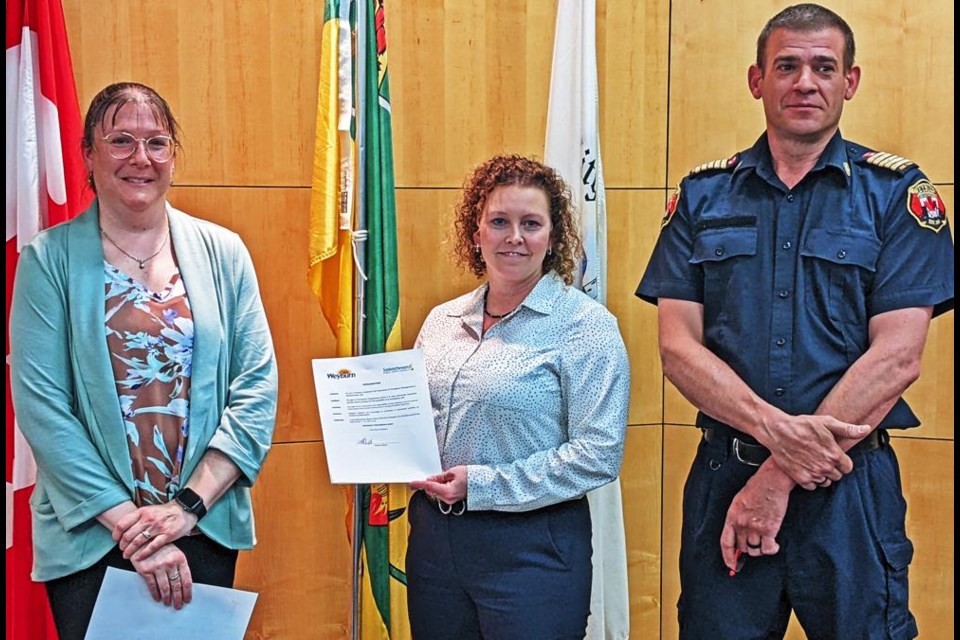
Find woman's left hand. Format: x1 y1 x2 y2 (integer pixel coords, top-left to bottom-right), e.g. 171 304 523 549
114 502 197 561
410 466 468 504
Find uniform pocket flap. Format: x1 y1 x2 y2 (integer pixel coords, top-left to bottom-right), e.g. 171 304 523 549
691 227 758 264
801 229 880 271
879 538 914 571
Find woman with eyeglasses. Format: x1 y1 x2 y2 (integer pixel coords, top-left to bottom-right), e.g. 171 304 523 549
9 82 278 639
406 155 630 639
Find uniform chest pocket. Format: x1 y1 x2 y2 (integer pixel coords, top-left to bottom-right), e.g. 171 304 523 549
690 227 758 310
691 227 758 264
801 229 880 324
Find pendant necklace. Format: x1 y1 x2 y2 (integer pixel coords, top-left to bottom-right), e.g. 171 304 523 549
99 223 169 270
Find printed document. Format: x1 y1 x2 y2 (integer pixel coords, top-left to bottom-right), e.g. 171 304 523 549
312 349 442 483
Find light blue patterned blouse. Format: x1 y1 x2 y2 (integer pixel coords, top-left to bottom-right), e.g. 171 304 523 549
415 272 630 512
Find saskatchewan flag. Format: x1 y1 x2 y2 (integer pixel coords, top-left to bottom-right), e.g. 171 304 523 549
359 1 409 638
309 1 409 638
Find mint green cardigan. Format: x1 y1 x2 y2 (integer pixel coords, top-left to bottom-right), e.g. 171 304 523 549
10 201 278 581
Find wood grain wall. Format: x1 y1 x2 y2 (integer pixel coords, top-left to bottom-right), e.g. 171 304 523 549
62 1 953 638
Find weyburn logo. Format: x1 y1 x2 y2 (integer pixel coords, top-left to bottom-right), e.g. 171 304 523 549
327 369 356 379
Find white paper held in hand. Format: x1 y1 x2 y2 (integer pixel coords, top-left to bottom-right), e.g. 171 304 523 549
85 567 257 639
312 348 442 484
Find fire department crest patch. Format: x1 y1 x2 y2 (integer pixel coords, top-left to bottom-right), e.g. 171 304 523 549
906 179 948 233
661 187 680 229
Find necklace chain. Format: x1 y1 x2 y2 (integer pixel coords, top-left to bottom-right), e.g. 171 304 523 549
99 223 169 270
483 289 517 319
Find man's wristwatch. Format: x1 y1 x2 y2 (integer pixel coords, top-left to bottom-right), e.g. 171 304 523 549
174 488 207 521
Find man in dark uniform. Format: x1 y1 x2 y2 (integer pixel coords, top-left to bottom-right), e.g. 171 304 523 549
636 4 954 639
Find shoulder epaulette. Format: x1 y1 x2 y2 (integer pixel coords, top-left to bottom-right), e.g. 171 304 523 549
689 154 739 176
860 151 917 174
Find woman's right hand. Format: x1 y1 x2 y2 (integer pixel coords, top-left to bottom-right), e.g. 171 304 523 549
130 542 193 609
410 466 468 504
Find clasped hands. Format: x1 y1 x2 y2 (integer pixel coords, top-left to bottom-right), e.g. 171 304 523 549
720 415 872 573
409 465 468 504
112 502 199 609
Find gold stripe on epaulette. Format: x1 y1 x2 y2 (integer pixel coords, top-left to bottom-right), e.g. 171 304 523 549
689 156 737 176
864 151 916 173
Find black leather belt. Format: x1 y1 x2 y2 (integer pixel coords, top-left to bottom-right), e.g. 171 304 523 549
702 428 885 467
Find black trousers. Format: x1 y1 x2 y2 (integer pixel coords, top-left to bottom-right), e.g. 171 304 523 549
45 534 238 640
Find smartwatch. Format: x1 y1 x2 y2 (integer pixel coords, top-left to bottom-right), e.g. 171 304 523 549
174 488 207 521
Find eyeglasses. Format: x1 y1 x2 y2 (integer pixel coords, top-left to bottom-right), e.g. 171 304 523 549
101 132 175 163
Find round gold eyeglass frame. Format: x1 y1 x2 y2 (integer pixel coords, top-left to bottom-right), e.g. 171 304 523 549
101 132 175 163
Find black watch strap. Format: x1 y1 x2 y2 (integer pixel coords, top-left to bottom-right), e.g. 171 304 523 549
174 488 207 521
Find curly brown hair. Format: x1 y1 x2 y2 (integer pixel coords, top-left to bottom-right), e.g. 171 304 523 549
451 154 583 284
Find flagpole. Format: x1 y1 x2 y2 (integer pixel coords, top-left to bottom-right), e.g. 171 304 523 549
352 1 368 638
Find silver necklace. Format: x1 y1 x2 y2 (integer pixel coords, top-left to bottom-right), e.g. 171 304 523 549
99 224 169 269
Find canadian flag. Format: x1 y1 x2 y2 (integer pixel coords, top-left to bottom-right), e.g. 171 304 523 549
6 0 90 637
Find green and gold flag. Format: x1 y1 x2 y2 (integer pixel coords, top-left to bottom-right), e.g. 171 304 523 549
359 1 408 638
310 1 408 638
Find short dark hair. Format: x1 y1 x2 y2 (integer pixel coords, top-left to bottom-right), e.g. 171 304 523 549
82 82 181 155
756 4 856 71
451 154 583 284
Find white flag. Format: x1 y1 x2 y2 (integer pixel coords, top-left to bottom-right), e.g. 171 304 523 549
545 0 607 304
545 1 628 639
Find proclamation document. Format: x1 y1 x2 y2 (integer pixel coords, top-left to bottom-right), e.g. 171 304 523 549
312 349 442 483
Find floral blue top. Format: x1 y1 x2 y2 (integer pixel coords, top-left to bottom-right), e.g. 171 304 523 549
104 262 193 506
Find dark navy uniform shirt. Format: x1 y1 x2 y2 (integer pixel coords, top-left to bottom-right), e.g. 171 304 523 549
637 131 955 432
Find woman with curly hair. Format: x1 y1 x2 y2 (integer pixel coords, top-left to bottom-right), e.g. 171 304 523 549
407 154 630 639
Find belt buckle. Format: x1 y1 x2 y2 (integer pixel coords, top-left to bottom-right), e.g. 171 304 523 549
732 438 762 467
437 499 466 516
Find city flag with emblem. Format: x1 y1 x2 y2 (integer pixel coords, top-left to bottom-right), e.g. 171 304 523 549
544 1 629 638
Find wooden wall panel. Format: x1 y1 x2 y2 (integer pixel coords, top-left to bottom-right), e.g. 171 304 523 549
664 381 698 427
390 0 670 188
597 0 670 187
896 437 956 639
65 1 324 187
668 0 955 185
389 0 555 188
236 442 351 639
395 189 479 349
620 426 663 638
608 190 665 425
168 186 330 444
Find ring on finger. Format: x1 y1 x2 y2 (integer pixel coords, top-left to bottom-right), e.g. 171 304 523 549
141 529 152 540
746 541 762 550
168 570 181 581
